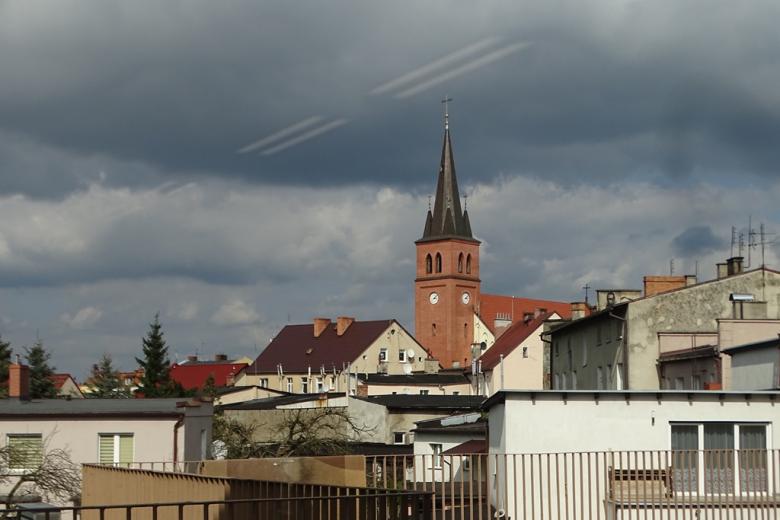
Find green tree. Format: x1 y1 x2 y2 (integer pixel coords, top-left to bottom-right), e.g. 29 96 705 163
135 314 181 397
25 340 57 399
201 373 218 400
87 353 129 398
0 337 11 398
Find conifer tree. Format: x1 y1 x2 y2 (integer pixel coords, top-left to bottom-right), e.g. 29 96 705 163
135 313 177 397
201 373 218 400
25 340 57 399
0 336 11 398
88 353 128 398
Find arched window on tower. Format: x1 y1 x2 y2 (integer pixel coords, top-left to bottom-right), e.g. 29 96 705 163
466 254 472 274
435 253 442 273
458 253 464 273
425 254 432 274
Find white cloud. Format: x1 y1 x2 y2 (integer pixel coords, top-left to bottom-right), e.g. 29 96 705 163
169 302 199 322
60 306 103 329
211 300 261 326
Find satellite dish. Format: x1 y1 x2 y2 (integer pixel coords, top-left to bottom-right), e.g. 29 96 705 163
402 364 413 375
406 349 415 360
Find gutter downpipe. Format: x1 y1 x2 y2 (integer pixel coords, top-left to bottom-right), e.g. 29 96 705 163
499 355 504 391
173 416 184 465
609 310 628 390
540 330 553 389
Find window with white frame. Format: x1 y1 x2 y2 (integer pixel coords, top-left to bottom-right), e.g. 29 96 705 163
431 443 443 468
393 432 406 444
259 378 268 388
420 389 429 395
7 434 42 471
301 377 309 393
315 377 324 393
99 433 134 466
671 423 768 494
522 347 528 358
286 377 293 393
398 349 407 363
379 348 388 362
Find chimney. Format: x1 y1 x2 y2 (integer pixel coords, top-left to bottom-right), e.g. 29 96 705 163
313 318 331 338
186 355 198 363
685 275 697 286
570 302 588 320
726 256 744 276
717 263 728 279
9 362 30 400
643 275 687 297
336 316 355 336
214 353 228 362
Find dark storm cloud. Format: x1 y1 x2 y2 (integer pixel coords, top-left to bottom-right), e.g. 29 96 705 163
671 226 724 257
2 1 780 199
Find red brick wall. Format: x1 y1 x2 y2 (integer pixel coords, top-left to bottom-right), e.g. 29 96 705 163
414 238 480 368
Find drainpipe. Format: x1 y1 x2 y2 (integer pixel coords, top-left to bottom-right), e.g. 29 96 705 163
499 355 504 390
173 416 184 464
540 331 553 389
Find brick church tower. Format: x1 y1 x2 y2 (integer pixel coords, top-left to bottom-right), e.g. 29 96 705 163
414 113 481 369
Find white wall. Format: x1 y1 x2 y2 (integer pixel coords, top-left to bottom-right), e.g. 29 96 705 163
730 348 779 390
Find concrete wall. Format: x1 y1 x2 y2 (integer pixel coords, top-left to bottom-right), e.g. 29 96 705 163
657 332 718 354
730 347 779 390
719 319 780 348
484 323 547 393
626 269 780 389
491 391 779 454
200 456 367 487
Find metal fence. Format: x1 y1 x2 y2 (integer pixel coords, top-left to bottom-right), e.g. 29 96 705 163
5 493 432 520
367 450 780 519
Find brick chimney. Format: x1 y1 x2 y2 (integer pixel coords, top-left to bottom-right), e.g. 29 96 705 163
214 353 228 362
313 318 331 338
726 256 744 276
336 316 355 336
643 276 687 297
9 362 30 400
186 355 198 363
570 302 588 320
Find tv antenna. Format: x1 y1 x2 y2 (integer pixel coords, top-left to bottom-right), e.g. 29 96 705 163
582 283 591 305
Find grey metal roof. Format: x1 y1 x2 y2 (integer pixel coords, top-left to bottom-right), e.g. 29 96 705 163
0 397 207 417
721 337 779 354
219 393 346 411
358 373 469 385
354 394 484 410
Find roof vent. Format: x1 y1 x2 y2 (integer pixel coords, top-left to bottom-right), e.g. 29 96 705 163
729 293 754 302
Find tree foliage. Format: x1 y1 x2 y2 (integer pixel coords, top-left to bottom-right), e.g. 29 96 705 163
25 340 57 399
135 314 182 397
88 353 129 398
0 434 81 511
0 336 11 398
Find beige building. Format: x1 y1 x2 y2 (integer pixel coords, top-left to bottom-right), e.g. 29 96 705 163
236 318 431 394
354 372 472 396
549 261 780 390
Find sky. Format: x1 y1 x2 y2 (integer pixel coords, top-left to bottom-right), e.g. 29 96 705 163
1 1 780 378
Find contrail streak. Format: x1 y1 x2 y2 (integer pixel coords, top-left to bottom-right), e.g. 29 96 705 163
370 37 501 95
237 116 322 154
261 119 349 155
395 42 532 99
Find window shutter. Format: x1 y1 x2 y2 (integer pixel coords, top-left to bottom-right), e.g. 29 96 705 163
8 435 43 469
99 434 115 464
118 434 134 465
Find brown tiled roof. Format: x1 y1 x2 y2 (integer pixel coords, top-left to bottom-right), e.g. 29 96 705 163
478 312 553 370
49 374 76 389
479 294 573 334
247 320 394 374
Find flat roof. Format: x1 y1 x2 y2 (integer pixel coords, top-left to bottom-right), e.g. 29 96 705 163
482 389 780 410
721 338 779 354
0 398 209 417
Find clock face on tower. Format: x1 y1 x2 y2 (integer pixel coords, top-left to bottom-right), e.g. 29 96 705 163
429 292 439 305
461 292 471 304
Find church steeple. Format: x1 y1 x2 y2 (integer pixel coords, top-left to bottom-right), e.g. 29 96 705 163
419 116 476 242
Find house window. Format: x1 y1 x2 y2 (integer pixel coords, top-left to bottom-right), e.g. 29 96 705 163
671 423 768 494
7 434 43 471
259 378 268 388
435 253 442 273
393 432 406 444
692 375 702 390
606 364 612 389
582 336 588 366
398 349 407 363
522 347 528 358
425 254 432 274
315 377 324 393
286 377 293 393
301 377 309 393
616 363 624 390
431 443 443 468
99 433 134 466
379 348 388 362
571 371 578 390
554 342 559 357
554 373 560 389
452 391 460 395
596 367 603 390
420 389 429 395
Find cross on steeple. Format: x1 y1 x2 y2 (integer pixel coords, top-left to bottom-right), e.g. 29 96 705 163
441 96 453 130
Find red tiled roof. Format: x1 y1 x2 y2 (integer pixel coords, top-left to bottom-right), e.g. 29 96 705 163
49 373 77 389
477 312 554 370
170 362 248 390
479 293 573 333
247 320 396 374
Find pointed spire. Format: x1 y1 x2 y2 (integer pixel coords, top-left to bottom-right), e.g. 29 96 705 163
419 106 476 243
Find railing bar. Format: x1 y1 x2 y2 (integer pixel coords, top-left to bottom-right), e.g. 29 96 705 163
460 454 466 520
513 454 518 520
522 453 528 520
477 454 483 520
547 452 552 520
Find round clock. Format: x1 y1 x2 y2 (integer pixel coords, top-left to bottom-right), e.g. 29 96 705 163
461 292 471 304
429 292 439 304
